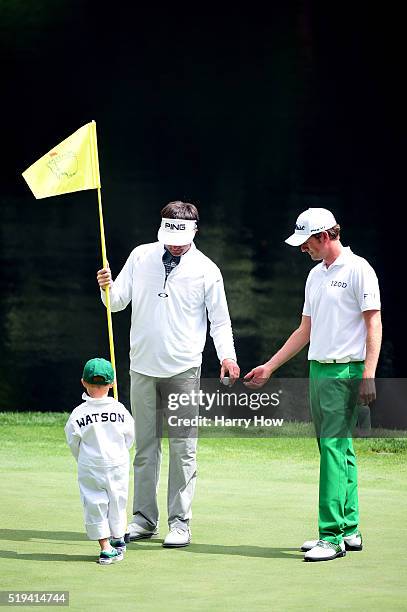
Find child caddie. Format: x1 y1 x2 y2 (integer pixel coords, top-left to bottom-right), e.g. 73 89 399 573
65 358 134 565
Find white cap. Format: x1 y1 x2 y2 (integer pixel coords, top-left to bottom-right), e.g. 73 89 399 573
285 208 337 246
157 218 198 246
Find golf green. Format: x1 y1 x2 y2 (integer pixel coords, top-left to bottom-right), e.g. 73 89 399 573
0 413 406 611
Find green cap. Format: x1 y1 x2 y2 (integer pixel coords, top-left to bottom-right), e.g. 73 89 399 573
82 358 115 385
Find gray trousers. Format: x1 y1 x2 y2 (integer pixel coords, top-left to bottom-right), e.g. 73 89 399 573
130 367 200 532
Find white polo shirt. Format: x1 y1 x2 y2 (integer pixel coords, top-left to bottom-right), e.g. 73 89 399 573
303 247 381 361
101 242 236 377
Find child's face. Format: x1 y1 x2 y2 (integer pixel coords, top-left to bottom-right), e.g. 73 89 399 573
81 378 113 398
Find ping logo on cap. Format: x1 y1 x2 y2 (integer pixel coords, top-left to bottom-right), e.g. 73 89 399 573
158 217 198 245
165 222 186 231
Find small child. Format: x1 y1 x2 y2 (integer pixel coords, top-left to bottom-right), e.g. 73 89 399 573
65 358 134 565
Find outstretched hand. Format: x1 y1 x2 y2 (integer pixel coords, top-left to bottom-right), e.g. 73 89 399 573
243 364 272 389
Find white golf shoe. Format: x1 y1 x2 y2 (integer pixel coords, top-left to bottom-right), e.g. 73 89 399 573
301 532 362 552
304 540 346 562
301 539 320 552
126 522 158 541
343 532 363 550
162 527 191 548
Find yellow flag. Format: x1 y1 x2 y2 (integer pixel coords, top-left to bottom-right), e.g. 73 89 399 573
22 121 100 199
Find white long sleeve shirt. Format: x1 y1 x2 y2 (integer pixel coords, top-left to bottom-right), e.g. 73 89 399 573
101 241 236 377
64 394 134 467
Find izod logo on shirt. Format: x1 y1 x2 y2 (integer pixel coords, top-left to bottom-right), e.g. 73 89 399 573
330 280 347 288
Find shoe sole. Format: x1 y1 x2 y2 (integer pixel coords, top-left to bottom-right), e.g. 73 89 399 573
304 550 346 562
344 542 363 551
301 542 362 552
97 555 124 565
126 531 158 542
162 541 191 548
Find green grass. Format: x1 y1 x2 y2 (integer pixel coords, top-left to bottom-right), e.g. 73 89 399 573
0 413 406 611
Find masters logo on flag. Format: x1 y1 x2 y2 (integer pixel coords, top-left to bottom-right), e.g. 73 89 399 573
22 121 100 199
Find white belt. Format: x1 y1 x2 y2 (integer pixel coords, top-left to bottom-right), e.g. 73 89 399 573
317 357 359 364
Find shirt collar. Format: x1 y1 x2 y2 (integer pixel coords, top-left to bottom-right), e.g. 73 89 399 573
161 241 196 260
323 246 352 270
82 392 116 404
163 248 181 265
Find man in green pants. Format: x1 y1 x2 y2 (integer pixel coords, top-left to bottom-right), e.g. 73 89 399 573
244 207 382 562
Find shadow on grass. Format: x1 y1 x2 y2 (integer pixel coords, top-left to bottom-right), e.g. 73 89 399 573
0 530 92 562
183 544 301 559
0 529 86 542
0 550 93 562
0 530 303 560
131 540 302 559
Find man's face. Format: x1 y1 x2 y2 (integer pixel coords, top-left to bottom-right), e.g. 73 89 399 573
166 244 191 257
300 235 326 260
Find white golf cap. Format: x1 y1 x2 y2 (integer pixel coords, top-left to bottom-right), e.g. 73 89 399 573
157 217 198 246
285 208 337 246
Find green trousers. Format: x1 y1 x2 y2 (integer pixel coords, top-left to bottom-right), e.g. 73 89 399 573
309 360 364 545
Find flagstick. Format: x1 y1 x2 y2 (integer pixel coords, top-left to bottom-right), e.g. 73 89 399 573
97 186 118 400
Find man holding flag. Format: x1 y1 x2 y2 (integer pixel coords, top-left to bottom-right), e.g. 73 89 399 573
97 201 239 548
22 127 239 547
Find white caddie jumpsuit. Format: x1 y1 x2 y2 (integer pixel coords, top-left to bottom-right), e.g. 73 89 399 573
65 394 135 540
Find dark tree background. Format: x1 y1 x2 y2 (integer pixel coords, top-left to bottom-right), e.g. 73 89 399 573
0 2 404 411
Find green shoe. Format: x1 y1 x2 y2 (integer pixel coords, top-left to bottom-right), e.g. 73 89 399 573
110 538 127 554
97 549 124 565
